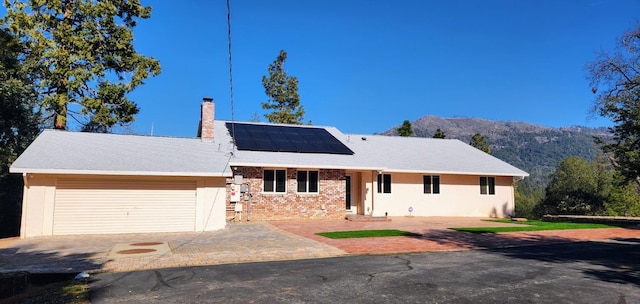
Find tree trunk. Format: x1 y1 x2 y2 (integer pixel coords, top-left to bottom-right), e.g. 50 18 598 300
53 2 73 130
54 84 67 130
54 107 66 129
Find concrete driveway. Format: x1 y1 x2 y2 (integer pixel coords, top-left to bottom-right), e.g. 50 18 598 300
1 217 639 273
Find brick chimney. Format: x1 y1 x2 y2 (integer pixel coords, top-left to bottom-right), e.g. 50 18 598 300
198 97 214 142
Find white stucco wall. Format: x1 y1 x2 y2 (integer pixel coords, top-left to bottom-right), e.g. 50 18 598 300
369 173 515 218
20 174 56 238
196 177 227 231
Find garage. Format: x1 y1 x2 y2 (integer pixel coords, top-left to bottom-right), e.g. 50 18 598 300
52 178 197 235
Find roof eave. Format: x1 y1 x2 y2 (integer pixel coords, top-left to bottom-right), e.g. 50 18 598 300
377 169 529 177
229 162 384 171
9 168 232 177
228 162 528 177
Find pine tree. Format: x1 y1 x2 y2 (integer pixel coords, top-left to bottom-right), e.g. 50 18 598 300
470 133 491 154
397 120 413 137
433 128 446 139
2 0 161 131
261 50 305 124
588 23 640 187
0 28 40 236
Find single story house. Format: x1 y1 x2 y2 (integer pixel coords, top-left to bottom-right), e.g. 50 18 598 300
10 98 528 238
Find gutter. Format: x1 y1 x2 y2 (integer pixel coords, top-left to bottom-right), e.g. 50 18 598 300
8 168 232 177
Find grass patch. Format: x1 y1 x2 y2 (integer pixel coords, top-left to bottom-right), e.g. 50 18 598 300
452 219 628 234
316 229 421 239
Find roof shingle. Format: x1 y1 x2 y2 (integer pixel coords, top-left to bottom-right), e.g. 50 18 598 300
10 121 528 178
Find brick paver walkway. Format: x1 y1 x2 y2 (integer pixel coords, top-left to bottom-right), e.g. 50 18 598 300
0 222 345 273
1 217 639 274
271 217 640 254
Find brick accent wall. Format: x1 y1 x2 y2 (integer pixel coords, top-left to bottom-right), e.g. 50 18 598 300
226 167 346 221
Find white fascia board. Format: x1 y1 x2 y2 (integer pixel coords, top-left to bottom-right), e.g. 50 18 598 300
8 168 233 177
365 168 530 177
227 163 528 177
228 162 384 171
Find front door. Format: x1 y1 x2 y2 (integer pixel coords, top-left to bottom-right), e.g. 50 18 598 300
345 175 352 210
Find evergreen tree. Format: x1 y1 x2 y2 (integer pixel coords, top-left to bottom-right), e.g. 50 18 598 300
514 181 544 219
534 156 608 216
397 120 413 137
605 177 640 216
2 0 161 131
588 23 640 187
261 50 305 124
470 133 491 154
0 28 40 237
433 128 446 139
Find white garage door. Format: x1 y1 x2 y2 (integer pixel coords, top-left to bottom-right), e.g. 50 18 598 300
53 178 197 235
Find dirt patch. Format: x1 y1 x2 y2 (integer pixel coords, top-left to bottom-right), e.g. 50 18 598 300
0 272 87 304
0 280 89 304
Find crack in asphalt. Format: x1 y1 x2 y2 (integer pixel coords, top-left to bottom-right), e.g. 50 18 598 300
366 256 415 284
394 255 414 271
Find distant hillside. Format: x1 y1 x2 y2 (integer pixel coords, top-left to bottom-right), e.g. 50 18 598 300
382 116 611 187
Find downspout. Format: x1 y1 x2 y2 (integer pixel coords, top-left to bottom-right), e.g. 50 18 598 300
244 182 252 221
370 170 375 216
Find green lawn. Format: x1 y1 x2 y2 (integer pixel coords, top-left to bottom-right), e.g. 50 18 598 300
316 229 422 239
451 219 628 234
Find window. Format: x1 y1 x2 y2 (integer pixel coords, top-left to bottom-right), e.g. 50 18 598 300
423 175 440 194
297 170 319 193
377 173 391 193
264 169 286 193
480 176 495 195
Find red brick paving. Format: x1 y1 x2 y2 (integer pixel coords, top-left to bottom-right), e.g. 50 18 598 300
271 217 640 255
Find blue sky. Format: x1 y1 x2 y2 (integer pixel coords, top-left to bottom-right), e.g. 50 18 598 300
6 0 640 137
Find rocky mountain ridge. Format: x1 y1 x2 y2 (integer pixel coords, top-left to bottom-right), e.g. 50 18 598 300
382 115 611 187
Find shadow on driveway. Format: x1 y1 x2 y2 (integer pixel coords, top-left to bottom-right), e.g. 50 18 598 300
0 245 102 299
421 229 640 286
0 244 103 274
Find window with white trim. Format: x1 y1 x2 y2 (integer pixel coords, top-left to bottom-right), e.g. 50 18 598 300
264 169 286 193
423 175 440 194
480 176 495 195
377 173 391 193
297 170 319 193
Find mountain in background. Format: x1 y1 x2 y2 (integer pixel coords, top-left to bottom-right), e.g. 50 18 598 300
382 115 611 187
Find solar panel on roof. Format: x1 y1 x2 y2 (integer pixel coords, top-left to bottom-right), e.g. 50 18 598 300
226 123 354 155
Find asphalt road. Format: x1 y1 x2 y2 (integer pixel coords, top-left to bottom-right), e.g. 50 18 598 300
90 240 640 303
